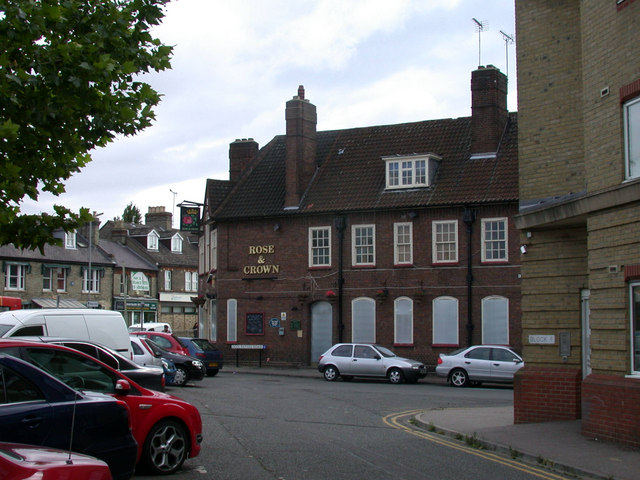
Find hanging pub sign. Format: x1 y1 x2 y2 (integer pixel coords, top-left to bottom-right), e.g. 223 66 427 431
180 206 200 232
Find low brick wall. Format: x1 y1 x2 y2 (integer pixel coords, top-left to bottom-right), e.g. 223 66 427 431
582 374 640 448
514 366 582 423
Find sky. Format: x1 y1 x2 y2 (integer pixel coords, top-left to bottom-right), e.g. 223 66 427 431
22 0 517 228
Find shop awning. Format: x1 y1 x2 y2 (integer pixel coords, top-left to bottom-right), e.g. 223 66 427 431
31 298 88 309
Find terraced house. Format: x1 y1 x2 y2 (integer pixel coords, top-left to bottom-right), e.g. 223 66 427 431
198 66 521 368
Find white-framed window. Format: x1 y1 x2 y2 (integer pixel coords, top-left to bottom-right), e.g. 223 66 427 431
309 226 331 267
352 297 375 343
64 232 76 249
185 271 198 292
227 298 237 343
624 96 640 180
43 267 67 292
352 225 375 266
147 230 159 251
209 299 217 342
630 282 640 374
481 218 508 262
394 297 413 345
432 296 458 345
82 269 100 293
171 233 183 253
383 154 439 189
164 270 172 290
210 229 217 271
432 220 458 263
4 263 27 291
394 222 413 265
482 296 509 345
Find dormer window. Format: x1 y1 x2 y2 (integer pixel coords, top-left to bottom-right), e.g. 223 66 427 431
64 231 76 249
383 154 440 190
147 230 159 251
171 233 183 253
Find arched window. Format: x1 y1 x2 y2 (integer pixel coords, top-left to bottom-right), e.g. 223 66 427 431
394 297 413 345
433 296 458 346
227 299 237 343
352 297 375 343
482 296 509 345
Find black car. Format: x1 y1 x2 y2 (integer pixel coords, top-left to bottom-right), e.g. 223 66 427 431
0 353 138 480
17 336 165 392
142 338 205 387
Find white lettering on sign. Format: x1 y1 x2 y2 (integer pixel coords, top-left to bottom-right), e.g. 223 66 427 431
528 335 556 345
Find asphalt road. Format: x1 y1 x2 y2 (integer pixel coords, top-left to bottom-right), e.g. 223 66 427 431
134 372 572 480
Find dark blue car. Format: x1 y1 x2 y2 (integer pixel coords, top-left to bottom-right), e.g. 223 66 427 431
179 337 224 376
0 353 138 480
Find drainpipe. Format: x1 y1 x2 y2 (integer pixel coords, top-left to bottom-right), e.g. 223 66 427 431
334 216 346 343
463 207 476 347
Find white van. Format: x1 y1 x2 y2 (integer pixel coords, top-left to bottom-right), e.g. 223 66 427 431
128 322 172 333
0 309 132 359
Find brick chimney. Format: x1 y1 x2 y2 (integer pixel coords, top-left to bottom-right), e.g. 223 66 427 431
285 85 317 208
229 138 259 182
471 65 508 155
110 220 129 245
145 206 172 230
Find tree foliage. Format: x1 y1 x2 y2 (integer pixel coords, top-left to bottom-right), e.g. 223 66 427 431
122 202 142 223
0 0 172 251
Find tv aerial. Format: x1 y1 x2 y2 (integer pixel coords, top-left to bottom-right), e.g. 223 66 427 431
472 18 488 66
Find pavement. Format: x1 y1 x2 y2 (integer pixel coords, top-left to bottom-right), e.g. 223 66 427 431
222 365 640 480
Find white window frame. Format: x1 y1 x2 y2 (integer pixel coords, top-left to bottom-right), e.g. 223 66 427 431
624 96 640 180
394 297 413 345
171 233 183 253
82 269 100 293
481 296 509 345
394 222 413 265
352 297 376 343
481 218 508 262
64 232 76 249
630 282 640 374
43 267 67 292
210 229 218 271
432 220 458 263
352 225 375 267
4 263 27 291
384 155 436 189
164 270 172 291
227 298 237 343
309 226 331 267
432 296 459 345
185 271 197 292
147 230 159 251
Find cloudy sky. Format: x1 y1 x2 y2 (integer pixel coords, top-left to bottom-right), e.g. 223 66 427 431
24 0 517 227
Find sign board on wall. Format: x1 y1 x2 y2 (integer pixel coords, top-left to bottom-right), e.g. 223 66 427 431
130 271 150 291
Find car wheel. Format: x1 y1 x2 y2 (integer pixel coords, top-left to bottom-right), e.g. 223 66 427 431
449 368 469 387
173 367 188 387
388 368 404 384
206 369 219 377
323 365 339 381
142 419 188 475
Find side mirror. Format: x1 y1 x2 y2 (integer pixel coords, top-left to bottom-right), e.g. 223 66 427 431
374 354 381 360
115 379 131 396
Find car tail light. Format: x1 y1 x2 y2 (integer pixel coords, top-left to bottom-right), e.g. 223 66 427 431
196 352 205 358
437 357 443 365
318 355 324 362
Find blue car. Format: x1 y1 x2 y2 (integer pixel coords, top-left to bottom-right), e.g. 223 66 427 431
0 353 138 480
179 337 224 376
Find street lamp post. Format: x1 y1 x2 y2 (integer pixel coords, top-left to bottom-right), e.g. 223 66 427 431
87 212 103 305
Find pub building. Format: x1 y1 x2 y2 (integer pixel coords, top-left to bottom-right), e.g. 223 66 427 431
198 66 521 368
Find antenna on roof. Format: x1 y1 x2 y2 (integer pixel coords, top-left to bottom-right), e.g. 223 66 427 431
472 18 487 66
500 30 515 81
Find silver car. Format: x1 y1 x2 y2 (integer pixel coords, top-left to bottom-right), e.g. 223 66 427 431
317 343 427 384
435 345 524 387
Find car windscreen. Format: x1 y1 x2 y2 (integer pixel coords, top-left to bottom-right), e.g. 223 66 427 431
0 324 13 336
374 345 396 358
190 339 218 352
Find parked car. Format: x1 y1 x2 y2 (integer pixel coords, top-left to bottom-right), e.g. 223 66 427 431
317 343 428 384
131 331 189 356
435 345 524 387
0 339 203 475
179 337 224 376
145 341 205 387
130 334 164 367
128 322 172 333
24 337 166 392
0 353 138 480
0 442 112 480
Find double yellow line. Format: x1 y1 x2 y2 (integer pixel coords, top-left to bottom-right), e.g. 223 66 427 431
382 410 570 480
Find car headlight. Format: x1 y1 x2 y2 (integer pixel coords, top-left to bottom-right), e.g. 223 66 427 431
161 359 169 368
192 360 203 368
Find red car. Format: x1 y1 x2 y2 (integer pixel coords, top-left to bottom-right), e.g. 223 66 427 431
0 442 112 480
131 331 190 356
0 339 203 475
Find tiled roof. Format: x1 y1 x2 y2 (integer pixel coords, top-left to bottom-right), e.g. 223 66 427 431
0 234 114 266
213 113 518 220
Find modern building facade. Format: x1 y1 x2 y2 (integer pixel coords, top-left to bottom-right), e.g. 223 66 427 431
514 0 640 447
199 67 521 368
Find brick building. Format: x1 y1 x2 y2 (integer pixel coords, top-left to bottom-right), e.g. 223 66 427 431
199 66 521 368
514 0 640 447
